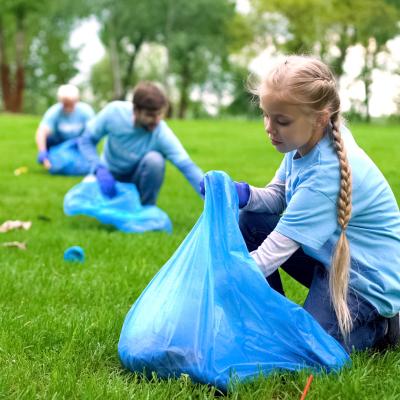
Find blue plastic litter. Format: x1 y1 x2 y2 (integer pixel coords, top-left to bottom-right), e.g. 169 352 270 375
63 176 172 233
48 139 91 176
118 170 350 390
64 246 85 263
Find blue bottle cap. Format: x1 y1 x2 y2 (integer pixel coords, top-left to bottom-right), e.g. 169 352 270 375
64 246 85 263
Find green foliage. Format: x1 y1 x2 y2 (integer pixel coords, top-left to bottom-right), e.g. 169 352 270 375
89 0 166 99
219 66 261 119
251 0 332 54
250 0 400 77
162 0 238 117
89 55 114 109
0 0 86 112
24 28 79 114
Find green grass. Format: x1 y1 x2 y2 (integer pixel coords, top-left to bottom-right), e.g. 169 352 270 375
0 113 400 399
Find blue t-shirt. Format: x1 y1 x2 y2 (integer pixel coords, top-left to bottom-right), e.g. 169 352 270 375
40 102 95 141
79 101 203 193
274 125 400 317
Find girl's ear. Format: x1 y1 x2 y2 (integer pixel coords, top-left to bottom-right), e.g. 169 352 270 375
317 110 330 128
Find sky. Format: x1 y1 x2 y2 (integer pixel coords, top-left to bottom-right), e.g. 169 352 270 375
69 12 400 117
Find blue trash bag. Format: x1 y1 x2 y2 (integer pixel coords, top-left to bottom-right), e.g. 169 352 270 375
118 170 350 390
48 139 91 176
63 175 172 233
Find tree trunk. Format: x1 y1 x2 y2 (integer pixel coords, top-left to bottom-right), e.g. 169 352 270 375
121 38 143 99
333 29 349 78
178 61 191 119
362 39 377 123
12 12 25 112
364 76 371 123
109 35 123 100
0 19 12 111
0 12 26 113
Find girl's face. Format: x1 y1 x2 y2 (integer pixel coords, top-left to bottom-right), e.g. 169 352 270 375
260 92 326 156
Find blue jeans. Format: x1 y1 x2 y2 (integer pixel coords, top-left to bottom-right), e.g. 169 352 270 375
239 211 388 352
113 151 165 206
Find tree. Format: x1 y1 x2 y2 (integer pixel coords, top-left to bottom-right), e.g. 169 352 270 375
0 0 84 113
251 0 332 54
24 26 79 113
353 0 400 121
91 0 164 100
89 54 114 108
0 1 41 112
250 0 400 121
160 0 237 118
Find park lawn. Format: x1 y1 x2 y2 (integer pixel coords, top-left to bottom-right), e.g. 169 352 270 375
0 113 400 399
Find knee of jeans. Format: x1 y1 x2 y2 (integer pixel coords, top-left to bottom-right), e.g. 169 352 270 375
239 211 263 240
142 151 165 171
239 211 277 236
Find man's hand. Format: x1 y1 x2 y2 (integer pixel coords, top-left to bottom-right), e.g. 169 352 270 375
96 165 117 198
37 150 51 169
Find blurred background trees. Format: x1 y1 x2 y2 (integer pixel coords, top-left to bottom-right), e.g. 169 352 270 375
0 0 399 120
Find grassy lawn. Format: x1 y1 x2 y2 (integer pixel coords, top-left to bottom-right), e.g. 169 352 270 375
0 113 400 399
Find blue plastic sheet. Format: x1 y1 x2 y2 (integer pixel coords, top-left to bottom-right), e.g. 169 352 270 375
48 139 91 176
118 171 350 390
64 176 172 233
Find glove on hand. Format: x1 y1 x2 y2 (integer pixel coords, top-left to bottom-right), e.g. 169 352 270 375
199 179 250 208
96 165 117 198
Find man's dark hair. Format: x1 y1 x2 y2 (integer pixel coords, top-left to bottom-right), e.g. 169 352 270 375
132 82 168 111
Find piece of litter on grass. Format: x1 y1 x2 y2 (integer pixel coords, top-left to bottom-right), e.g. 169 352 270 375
37 215 51 222
14 166 29 176
300 374 314 400
64 246 85 263
0 220 32 233
2 241 27 250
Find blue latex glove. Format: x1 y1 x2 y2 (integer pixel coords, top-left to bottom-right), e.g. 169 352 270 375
37 150 49 164
96 165 117 198
199 179 250 208
235 181 250 208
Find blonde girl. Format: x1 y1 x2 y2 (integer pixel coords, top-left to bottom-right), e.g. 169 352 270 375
202 56 400 351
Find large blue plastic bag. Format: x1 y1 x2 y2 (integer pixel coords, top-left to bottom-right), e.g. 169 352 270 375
64 175 172 233
118 170 350 390
48 139 91 176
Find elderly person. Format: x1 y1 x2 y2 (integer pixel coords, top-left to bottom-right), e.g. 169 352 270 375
36 84 95 169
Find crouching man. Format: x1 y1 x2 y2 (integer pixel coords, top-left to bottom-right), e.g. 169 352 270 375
79 81 203 205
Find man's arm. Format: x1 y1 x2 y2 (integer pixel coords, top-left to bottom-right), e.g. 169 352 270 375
36 105 59 169
35 125 52 169
78 104 111 171
175 159 204 195
157 123 203 195
36 124 51 152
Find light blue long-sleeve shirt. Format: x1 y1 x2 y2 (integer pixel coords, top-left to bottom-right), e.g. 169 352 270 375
40 102 95 141
79 101 203 194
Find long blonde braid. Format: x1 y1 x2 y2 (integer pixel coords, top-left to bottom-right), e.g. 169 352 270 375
329 115 353 337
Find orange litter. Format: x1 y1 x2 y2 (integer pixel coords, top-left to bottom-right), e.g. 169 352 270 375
300 374 314 400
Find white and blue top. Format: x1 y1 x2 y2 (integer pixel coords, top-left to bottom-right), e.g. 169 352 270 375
79 101 203 194
247 125 400 318
40 102 95 141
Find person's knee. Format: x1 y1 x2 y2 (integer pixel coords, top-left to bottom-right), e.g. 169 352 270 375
238 211 257 237
142 151 165 172
239 211 279 236
239 211 280 251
